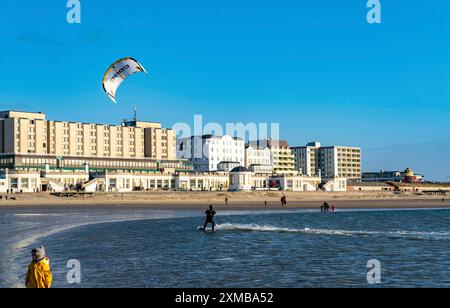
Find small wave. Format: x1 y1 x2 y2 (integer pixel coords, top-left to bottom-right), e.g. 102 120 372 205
213 257 235 262
215 223 450 240
12 214 61 217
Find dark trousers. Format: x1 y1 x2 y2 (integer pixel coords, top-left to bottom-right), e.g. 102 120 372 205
204 220 215 231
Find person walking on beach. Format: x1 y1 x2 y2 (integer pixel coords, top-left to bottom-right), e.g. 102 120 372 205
332 204 335 212
225 197 229 205
202 205 216 232
25 246 52 288
281 195 287 206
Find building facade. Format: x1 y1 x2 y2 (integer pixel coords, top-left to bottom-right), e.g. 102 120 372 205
291 142 362 180
177 135 245 172
319 146 361 180
251 139 296 175
291 142 321 176
0 111 146 158
0 111 175 159
0 110 351 193
123 120 176 161
0 110 189 175
362 168 423 183
228 166 347 192
244 144 272 173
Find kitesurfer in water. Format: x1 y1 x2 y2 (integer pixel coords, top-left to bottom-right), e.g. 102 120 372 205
202 205 216 232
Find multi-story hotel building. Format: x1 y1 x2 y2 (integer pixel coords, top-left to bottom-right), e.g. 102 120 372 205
291 142 362 180
177 135 245 172
318 146 361 180
251 139 297 175
244 143 273 174
122 120 176 160
291 142 321 177
0 110 186 173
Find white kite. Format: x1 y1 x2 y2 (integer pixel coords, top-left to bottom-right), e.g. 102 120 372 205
102 57 148 104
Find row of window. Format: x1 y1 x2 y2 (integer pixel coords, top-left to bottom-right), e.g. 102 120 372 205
246 150 271 157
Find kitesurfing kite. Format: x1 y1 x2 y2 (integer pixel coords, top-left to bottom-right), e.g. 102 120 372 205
102 57 147 104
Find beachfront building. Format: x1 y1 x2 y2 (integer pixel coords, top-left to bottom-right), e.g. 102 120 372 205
0 110 177 161
0 168 231 193
291 142 362 180
0 110 191 192
229 166 254 191
0 169 41 193
0 165 347 193
122 120 176 161
319 146 361 180
175 172 229 191
228 166 346 192
362 168 424 183
0 109 351 194
177 135 245 172
291 142 321 176
250 139 296 175
217 161 241 172
244 143 273 174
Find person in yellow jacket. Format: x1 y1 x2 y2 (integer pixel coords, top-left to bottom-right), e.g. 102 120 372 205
25 246 52 288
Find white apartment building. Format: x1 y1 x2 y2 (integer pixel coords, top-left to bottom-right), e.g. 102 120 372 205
291 142 321 176
177 135 245 172
319 146 361 179
250 139 296 175
245 144 272 173
291 142 362 180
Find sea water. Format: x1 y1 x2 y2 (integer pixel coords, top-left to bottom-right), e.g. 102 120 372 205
1 207 450 288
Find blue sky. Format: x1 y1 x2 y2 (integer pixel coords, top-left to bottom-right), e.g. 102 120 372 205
0 1 449 181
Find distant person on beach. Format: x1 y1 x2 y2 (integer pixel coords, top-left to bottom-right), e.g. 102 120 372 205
225 197 229 205
25 246 52 289
265 200 267 207
202 205 216 232
323 201 330 213
332 204 335 212
281 196 287 206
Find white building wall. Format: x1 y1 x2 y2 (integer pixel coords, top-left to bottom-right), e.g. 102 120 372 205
245 146 272 168
320 147 339 178
177 135 245 172
6 172 41 193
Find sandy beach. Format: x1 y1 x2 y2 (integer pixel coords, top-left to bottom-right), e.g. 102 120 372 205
0 191 449 210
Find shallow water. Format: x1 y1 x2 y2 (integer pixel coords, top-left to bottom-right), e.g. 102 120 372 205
1 207 450 288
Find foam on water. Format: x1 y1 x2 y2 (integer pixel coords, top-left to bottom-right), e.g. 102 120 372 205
215 223 450 240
